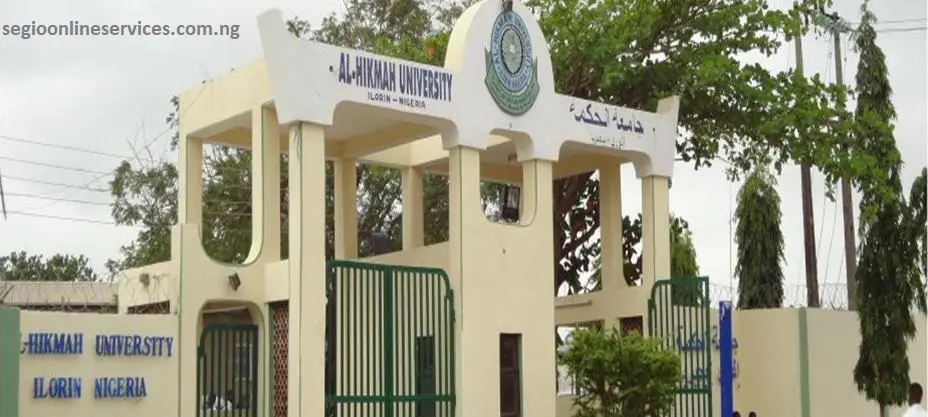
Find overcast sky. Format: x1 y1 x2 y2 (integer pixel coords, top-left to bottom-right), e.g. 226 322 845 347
0 0 924 306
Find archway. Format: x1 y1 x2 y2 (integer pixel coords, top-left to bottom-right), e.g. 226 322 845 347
197 301 260 417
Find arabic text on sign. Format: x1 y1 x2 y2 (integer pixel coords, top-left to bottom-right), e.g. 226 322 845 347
337 53 453 103
569 102 646 134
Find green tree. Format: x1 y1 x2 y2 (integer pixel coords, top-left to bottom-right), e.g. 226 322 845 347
293 0 865 295
734 166 784 309
559 328 681 417
670 216 699 278
907 168 926 277
588 214 699 292
0 251 98 282
106 1 477 272
851 3 927 413
112 0 873 296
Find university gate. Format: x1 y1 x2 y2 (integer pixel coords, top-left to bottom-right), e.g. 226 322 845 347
647 276 712 417
326 260 456 417
196 323 260 417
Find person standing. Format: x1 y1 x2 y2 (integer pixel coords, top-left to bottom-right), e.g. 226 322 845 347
904 383 926 417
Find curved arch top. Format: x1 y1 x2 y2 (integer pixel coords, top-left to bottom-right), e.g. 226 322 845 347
255 0 679 178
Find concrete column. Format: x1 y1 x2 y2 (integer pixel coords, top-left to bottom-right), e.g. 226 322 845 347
245 105 282 263
448 146 483 417
333 158 358 259
286 122 327 417
599 164 624 291
178 133 203 225
401 167 424 249
640 176 671 291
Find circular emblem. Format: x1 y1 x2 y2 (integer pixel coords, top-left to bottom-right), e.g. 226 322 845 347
489 11 534 94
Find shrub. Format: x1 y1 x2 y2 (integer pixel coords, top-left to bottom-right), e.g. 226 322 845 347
560 327 681 417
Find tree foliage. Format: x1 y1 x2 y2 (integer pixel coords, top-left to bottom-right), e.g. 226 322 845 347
851 3 927 411
289 0 864 295
0 251 98 282
588 214 698 291
559 328 681 417
909 168 927 277
734 166 784 309
110 0 873 304
669 216 699 278
107 0 486 272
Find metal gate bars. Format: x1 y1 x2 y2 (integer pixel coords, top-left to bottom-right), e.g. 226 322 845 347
196 323 259 417
325 260 456 417
647 277 712 417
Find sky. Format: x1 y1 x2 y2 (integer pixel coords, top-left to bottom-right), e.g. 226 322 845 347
0 0 925 307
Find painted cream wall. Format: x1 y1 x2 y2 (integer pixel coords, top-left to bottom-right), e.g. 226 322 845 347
18 311 179 417
806 309 927 417
729 309 801 417
122 3 678 417
117 261 177 313
447 147 557 417
717 308 926 417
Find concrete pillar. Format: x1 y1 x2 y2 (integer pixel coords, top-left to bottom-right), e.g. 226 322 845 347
286 122 327 417
447 145 482 417
640 176 671 291
401 167 424 249
599 164 624 291
178 132 203 225
245 105 281 263
334 158 358 259
599 163 624 329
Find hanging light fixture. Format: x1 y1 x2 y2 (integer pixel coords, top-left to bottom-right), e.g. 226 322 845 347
500 184 521 222
227 273 242 291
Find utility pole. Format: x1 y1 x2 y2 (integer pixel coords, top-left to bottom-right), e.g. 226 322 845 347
811 9 858 309
833 29 858 310
795 10 821 308
0 168 6 221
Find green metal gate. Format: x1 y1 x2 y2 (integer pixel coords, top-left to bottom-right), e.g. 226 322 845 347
197 323 259 417
648 277 712 417
0 307 20 417
325 260 456 417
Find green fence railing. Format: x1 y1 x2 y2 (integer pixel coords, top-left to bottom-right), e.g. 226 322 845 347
196 323 259 417
648 276 713 417
325 260 456 417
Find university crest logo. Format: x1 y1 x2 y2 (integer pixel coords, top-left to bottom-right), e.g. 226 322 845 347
484 11 540 116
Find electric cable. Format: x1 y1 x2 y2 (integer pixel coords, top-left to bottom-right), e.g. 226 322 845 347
0 135 129 160
4 211 117 226
823 192 840 285
2 192 109 206
1 176 109 193
0 156 113 176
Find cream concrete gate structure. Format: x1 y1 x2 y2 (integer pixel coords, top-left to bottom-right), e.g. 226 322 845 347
116 1 679 417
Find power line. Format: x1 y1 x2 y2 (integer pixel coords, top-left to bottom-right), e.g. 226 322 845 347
823 192 840 285
877 26 927 34
13 171 113 213
0 157 113 176
0 135 130 159
0 79 213 167
3 192 109 207
1 176 109 192
854 18 928 25
139 80 212 152
4 211 117 226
